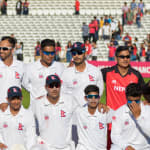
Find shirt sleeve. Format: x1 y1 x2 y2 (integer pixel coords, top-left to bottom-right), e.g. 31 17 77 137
106 109 114 124
101 68 108 82
22 64 31 92
97 70 104 96
136 106 150 137
25 111 37 150
61 70 72 94
111 111 128 149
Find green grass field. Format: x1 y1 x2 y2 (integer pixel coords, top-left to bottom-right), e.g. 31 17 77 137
22 78 150 108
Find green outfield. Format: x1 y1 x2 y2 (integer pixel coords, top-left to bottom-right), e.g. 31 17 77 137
22 78 150 109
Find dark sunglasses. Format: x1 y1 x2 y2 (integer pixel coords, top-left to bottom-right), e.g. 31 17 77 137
86 95 100 99
71 50 85 56
42 50 55 56
0 47 12 51
127 99 140 104
118 55 130 59
47 82 61 88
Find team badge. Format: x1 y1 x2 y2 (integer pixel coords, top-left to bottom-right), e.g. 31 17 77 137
0 74 3 78
44 115 49 120
112 116 116 121
39 74 43 78
18 123 24 130
15 72 20 79
125 121 129 125
83 125 87 129
3 123 8 128
61 110 66 117
89 75 95 81
99 122 104 129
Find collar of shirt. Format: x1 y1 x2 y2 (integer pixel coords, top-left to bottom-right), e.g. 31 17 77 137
73 61 88 73
43 95 65 107
83 104 99 117
0 59 19 68
114 64 132 75
36 59 55 70
4 106 25 117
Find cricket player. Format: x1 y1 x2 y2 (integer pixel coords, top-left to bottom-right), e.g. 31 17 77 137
111 83 150 150
75 85 113 150
61 41 104 107
0 36 24 110
32 75 78 150
22 39 65 108
0 86 36 150
142 80 150 105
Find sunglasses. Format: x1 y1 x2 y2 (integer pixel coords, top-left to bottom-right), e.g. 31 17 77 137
71 50 85 56
47 82 60 88
86 95 100 99
118 55 130 59
127 99 140 104
42 51 55 56
0 47 12 51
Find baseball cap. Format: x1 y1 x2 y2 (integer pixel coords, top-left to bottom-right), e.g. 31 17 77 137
7 86 22 99
71 42 86 52
46 75 61 85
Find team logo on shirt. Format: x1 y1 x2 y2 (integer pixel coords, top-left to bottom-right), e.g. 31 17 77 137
44 115 49 120
15 72 20 79
39 74 44 78
3 123 8 128
89 75 95 81
112 116 116 121
18 123 24 130
124 121 129 126
61 110 66 117
83 125 87 129
112 80 117 84
0 74 3 78
99 122 104 129
73 80 78 85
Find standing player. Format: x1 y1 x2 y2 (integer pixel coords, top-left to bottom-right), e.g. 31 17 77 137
0 86 36 150
32 75 78 150
61 42 104 107
111 83 150 150
22 39 65 108
76 85 113 150
61 42 104 145
101 46 145 149
0 36 24 110
142 81 150 105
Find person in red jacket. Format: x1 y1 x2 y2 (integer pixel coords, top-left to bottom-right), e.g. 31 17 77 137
89 20 96 43
75 0 80 15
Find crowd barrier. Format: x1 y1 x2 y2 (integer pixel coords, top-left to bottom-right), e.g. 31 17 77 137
88 61 150 78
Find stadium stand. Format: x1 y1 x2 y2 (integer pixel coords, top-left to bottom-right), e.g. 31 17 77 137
0 0 150 62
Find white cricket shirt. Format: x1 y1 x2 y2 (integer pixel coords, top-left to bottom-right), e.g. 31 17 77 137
61 61 104 106
0 106 36 150
33 94 78 149
111 102 150 150
75 105 113 150
22 60 65 101
0 60 24 104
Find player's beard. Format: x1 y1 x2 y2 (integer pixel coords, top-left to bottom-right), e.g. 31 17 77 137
11 104 21 112
73 57 86 66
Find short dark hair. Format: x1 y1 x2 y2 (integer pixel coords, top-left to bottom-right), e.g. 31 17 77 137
125 83 142 98
41 39 55 50
84 85 99 95
115 46 130 57
142 81 150 103
1 36 17 48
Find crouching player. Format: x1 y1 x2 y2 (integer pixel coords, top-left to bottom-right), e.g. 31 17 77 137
0 86 36 150
111 83 150 150
75 85 113 150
